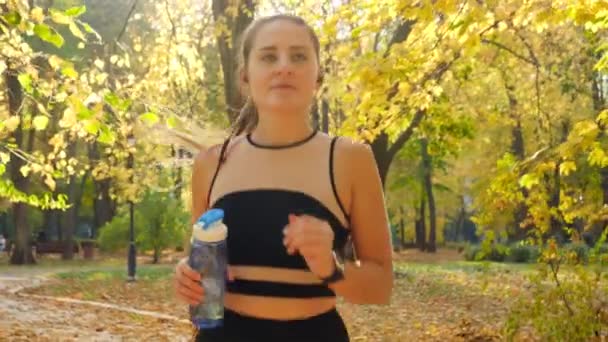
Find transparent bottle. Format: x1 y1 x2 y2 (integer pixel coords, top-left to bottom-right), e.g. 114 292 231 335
188 208 228 329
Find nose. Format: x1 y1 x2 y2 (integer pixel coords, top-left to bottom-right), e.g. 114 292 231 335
275 55 294 76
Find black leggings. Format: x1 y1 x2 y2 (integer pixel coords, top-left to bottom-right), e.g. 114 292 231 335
196 308 350 342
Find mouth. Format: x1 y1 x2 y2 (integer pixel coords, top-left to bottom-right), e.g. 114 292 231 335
271 84 296 90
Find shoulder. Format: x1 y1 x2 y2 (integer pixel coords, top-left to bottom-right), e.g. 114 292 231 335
192 135 243 175
192 143 222 175
331 135 375 167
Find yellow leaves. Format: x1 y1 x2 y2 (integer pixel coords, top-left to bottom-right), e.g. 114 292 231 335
0 153 9 167
44 175 56 191
19 164 30 177
48 55 63 70
95 72 108 85
32 115 49 131
4 116 20 132
49 9 71 25
94 59 105 70
519 173 540 190
588 143 608 167
69 22 86 41
59 107 77 128
30 7 44 23
559 161 577 176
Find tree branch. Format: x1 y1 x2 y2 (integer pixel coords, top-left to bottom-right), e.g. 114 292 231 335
387 108 426 158
116 0 138 43
481 38 537 66
383 20 416 58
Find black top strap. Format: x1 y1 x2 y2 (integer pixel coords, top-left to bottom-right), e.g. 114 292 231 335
330 137 349 222
206 137 231 208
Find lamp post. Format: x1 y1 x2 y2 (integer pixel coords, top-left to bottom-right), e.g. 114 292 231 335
127 134 137 282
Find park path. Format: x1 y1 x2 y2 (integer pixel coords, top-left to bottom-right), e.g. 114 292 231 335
0 267 192 341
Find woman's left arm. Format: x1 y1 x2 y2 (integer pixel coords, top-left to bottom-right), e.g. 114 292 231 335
328 141 394 305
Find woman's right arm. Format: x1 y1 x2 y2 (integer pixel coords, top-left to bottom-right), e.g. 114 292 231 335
174 146 220 305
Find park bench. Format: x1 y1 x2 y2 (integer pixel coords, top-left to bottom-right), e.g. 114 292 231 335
35 241 79 255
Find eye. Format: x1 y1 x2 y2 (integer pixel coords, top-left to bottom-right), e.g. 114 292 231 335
261 54 277 62
292 53 308 62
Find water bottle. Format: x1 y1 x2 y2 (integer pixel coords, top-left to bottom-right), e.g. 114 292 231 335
188 208 228 329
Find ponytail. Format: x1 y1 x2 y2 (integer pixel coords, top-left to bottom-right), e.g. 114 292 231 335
231 97 258 137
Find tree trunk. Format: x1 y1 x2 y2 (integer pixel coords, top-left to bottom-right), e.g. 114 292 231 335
399 206 406 246
415 197 426 251
172 146 183 199
153 248 160 264
311 100 319 130
94 178 114 234
510 119 525 160
212 0 255 122
456 196 466 241
421 138 437 253
321 98 330 134
509 117 531 243
42 209 60 241
62 142 79 260
370 133 393 187
89 142 115 236
600 167 608 230
6 68 35 265
592 69 608 239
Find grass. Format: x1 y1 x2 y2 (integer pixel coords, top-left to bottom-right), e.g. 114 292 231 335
54 264 173 281
8 249 605 341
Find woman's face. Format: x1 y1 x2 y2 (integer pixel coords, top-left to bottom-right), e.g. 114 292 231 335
244 20 320 116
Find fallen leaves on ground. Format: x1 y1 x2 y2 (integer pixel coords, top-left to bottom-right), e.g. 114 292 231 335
6 250 537 341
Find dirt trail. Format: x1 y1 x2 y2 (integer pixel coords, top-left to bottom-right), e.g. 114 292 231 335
0 272 192 341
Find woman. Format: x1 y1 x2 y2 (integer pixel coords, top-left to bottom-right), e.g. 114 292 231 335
174 14 393 342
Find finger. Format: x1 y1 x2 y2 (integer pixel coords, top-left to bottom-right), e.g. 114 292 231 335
177 276 204 299
174 275 204 304
179 262 202 282
177 284 205 305
286 234 326 257
176 267 204 295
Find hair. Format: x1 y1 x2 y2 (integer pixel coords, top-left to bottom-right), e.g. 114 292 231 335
231 14 323 137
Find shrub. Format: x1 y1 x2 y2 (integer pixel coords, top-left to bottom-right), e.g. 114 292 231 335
506 244 540 263
98 191 189 263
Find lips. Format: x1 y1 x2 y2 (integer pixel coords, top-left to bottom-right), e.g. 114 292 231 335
271 83 296 90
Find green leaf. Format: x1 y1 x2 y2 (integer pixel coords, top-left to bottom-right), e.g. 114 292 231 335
65 6 86 17
84 120 100 135
18 73 33 93
77 107 94 120
34 24 64 48
98 125 115 145
32 115 49 131
104 93 121 108
519 173 540 190
139 112 159 125
166 116 178 128
20 165 31 178
559 161 577 176
61 66 78 79
69 22 86 41
0 152 9 164
3 12 22 26
0 164 5 176
49 9 71 24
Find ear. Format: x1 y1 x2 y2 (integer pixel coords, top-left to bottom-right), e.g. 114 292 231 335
240 69 249 84
239 70 250 96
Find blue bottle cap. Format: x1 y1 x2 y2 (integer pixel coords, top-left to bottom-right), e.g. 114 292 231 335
197 209 224 229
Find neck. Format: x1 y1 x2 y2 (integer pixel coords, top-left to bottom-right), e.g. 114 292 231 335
251 110 313 146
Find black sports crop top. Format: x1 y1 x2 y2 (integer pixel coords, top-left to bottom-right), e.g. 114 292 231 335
206 132 351 298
